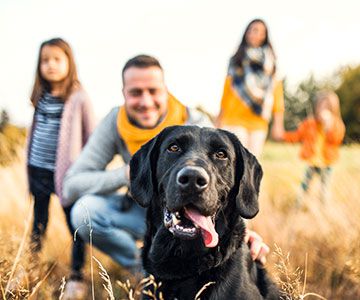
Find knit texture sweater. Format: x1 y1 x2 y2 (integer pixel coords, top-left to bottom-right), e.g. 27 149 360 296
27 88 96 207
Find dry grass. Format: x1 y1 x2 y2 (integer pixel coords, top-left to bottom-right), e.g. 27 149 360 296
0 140 359 299
0 124 26 167
253 142 360 299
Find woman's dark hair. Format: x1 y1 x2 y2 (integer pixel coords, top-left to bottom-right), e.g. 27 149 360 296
230 19 276 71
122 54 163 84
30 38 80 106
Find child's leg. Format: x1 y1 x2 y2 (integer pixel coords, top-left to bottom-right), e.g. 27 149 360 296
319 167 332 202
300 166 316 192
63 204 85 280
32 193 51 251
222 126 250 150
28 166 54 252
296 166 315 206
248 129 268 158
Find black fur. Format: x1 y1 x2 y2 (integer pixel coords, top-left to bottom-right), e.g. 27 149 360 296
130 126 279 300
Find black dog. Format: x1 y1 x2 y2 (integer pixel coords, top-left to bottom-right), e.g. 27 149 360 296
130 126 279 299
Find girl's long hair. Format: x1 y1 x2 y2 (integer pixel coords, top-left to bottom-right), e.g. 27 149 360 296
315 91 345 126
30 38 80 106
230 19 276 73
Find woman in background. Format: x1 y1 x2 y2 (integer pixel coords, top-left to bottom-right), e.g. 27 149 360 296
216 19 284 157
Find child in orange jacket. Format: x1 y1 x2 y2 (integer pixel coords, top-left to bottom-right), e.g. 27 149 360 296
282 91 345 203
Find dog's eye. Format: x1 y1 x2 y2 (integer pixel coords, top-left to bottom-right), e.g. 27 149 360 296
167 143 180 153
215 150 227 160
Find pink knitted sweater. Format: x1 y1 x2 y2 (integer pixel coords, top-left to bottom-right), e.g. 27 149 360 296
27 88 96 207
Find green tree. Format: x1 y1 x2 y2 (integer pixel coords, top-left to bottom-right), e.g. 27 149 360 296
283 75 325 131
283 66 360 143
335 65 360 142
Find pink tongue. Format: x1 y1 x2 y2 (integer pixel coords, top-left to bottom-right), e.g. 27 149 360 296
184 207 218 248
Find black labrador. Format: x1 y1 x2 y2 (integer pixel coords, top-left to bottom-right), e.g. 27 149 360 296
130 126 279 300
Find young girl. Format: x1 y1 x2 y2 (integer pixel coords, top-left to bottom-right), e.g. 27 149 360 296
282 91 345 204
216 19 284 157
27 38 95 292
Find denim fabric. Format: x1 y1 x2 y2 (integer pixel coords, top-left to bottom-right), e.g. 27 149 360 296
71 193 146 268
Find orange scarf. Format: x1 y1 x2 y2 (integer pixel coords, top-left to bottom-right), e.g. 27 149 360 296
117 94 187 155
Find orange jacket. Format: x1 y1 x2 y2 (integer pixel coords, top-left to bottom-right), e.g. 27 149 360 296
283 117 345 165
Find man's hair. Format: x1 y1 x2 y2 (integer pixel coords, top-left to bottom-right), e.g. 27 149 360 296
122 55 163 84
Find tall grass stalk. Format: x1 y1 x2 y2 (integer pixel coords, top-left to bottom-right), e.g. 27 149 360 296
4 194 33 296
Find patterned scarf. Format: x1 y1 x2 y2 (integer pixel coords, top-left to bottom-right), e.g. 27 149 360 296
230 46 275 117
117 94 187 155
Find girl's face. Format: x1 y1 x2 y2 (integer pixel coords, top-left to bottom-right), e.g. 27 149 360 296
315 98 331 120
40 45 69 83
246 22 267 48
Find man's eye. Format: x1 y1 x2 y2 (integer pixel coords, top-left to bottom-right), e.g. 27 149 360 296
215 150 227 160
167 144 180 153
149 89 158 95
129 90 142 97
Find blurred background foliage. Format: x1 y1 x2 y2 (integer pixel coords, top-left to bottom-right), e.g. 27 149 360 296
284 64 360 143
0 109 26 166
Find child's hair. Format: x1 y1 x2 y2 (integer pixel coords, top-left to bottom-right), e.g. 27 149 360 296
314 90 344 123
30 38 80 106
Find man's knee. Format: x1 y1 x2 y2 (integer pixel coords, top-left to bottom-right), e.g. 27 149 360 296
71 194 105 241
72 194 120 241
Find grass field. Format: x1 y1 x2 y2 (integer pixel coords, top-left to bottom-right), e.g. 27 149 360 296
0 141 359 299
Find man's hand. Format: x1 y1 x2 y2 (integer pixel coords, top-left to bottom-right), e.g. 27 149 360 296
270 112 285 141
125 164 130 181
244 229 270 265
319 109 333 131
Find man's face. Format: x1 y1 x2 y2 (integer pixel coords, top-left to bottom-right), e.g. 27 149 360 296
123 66 168 129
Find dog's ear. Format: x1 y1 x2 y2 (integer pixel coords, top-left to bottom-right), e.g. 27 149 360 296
129 136 160 207
129 126 174 207
222 130 263 219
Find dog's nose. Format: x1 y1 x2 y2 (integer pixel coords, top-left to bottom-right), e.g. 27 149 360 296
176 166 209 192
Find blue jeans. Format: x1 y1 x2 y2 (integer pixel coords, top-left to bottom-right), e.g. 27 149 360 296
71 193 146 268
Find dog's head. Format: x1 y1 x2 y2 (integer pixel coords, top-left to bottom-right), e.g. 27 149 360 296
130 126 262 250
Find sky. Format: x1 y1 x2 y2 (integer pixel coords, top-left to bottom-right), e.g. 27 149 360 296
1 0 359 126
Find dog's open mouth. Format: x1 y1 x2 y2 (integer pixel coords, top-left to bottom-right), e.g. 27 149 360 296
164 206 219 248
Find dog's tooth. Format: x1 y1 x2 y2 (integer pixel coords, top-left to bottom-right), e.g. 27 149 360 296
172 214 181 225
183 227 196 233
211 215 216 223
175 211 181 219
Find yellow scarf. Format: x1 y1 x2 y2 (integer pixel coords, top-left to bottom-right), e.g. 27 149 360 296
117 94 187 155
